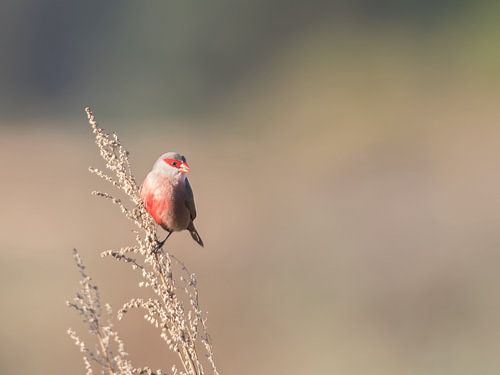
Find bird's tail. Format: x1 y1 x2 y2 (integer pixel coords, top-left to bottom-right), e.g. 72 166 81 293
188 223 204 247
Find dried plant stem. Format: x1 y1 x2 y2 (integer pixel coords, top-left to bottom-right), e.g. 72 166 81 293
153 251 200 375
96 328 114 375
67 107 220 375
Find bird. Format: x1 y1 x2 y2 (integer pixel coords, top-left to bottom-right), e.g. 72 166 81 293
140 152 204 248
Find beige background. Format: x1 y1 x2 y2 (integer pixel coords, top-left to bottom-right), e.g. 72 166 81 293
2 3 500 374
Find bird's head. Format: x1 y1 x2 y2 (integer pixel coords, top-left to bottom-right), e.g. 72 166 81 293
152 152 191 178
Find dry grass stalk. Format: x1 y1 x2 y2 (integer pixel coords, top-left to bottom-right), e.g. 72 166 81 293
67 107 219 375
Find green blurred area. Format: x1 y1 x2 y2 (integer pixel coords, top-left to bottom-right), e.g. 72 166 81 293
2 2 500 375
0 0 499 119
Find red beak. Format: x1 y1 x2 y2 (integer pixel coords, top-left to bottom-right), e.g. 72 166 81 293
179 162 190 174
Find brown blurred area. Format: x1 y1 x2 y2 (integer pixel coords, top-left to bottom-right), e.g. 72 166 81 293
3 2 500 374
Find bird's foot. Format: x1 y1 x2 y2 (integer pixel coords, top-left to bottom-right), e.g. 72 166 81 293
152 239 165 254
152 231 172 253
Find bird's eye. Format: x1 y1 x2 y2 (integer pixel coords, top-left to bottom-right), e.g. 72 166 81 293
172 161 177 166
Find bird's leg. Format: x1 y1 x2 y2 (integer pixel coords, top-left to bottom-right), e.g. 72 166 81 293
154 230 173 252
160 230 173 246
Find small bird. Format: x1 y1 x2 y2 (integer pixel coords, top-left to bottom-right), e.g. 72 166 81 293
141 152 204 248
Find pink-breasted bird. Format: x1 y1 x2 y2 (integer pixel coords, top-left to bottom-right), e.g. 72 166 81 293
141 152 204 247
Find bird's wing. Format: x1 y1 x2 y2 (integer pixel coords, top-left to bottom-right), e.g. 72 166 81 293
184 178 197 221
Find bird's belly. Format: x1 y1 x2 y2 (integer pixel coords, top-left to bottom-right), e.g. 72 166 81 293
142 174 190 232
157 198 190 232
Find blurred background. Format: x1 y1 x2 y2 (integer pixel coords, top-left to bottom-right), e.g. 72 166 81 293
2 1 500 374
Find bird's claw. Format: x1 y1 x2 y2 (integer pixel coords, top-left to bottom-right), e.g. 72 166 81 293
152 239 165 254
152 231 172 253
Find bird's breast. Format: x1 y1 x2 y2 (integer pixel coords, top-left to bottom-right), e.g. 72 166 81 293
141 173 190 231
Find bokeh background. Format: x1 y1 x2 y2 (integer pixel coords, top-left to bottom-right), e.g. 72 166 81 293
2 1 500 374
